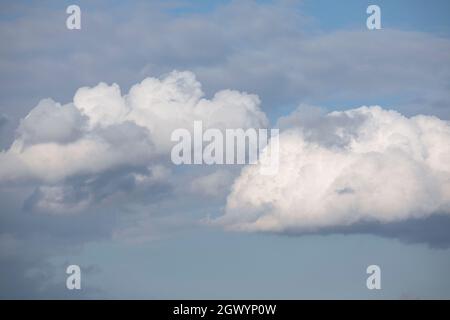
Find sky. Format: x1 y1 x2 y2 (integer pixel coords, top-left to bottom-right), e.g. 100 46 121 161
0 0 450 299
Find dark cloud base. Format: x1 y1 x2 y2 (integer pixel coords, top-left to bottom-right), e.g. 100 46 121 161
281 214 450 249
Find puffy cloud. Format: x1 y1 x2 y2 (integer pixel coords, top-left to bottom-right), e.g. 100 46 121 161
0 124 154 183
74 83 128 129
17 99 86 145
219 106 450 233
0 71 268 183
124 71 267 153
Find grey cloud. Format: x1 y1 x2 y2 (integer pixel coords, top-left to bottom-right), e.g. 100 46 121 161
17 99 86 145
1 0 450 141
277 104 369 147
23 165 173 214
0 178 169 298
0 113 8 128
281 214 450 249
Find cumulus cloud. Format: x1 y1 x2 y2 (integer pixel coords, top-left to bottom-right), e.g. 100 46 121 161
0 70 267 183
219 106 450 234
2 1 449 298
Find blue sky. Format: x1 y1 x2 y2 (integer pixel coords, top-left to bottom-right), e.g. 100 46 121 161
303 0 450 34
1 0 450 299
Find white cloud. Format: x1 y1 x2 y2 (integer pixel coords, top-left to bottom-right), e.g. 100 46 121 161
124 70 268 153
219 106 450 232
0 71 268 183
74 82 128 129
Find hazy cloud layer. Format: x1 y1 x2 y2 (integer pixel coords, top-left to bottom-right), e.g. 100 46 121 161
1 0 450 138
